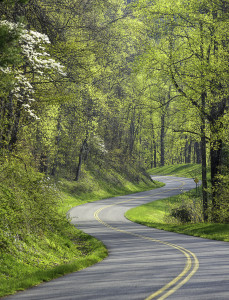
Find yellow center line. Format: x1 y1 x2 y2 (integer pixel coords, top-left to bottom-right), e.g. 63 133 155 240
93 179 199 299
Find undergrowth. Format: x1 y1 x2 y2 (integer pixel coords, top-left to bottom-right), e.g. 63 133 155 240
148 163 207 179
0 156 109 297
59 167 161 214
126 163 229 242
0 156 159 297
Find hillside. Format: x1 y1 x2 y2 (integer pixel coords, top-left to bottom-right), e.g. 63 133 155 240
0 159 161 297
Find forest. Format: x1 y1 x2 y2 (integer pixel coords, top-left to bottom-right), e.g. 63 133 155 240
0 0 229 295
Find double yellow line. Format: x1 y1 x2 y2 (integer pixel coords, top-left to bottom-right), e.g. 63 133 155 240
94 179 199 300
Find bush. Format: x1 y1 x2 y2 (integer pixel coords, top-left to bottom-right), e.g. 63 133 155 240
170 204 192 223
0 156 66 251
166 194 203 224
210 173 229 223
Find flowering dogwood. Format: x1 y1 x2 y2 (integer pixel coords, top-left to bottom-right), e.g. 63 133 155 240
19 29 66 76
0 20 66 119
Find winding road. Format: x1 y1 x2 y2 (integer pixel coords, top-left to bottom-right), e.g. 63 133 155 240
5 176 229 299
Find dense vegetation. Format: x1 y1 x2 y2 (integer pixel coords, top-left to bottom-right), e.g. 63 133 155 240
0 158 159 297
0 0 160 296
126 164 229 242
0 0 228 296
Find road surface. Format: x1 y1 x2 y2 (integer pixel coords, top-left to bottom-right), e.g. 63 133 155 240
5 176 229 299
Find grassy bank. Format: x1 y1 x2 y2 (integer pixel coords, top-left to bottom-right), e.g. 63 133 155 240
126 164 229 242
147 163 204 178
59 168 163 214
0 230 107 297
0 162 161 297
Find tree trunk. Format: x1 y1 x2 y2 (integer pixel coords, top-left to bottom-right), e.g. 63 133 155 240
39 153 48 173
194 142 201 164
51 112 62 176
201 130 208 222
160 113 165 166
154 140 157 168
129 119 135 156
200 93 208 222
210 135 223 222
150 139 153 169
208 98 226 221
188 141 192 163
8 100 22 151
150 110 157 168
184 137 191 164
75 137 88 181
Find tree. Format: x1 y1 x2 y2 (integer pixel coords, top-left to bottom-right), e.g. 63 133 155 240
132 0 229 220
0 20 66 153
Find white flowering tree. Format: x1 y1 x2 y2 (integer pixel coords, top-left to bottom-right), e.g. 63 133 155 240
0 20 66 151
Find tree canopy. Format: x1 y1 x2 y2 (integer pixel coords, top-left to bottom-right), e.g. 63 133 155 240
0 0 229 227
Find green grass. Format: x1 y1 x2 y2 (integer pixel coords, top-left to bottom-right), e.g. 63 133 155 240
0 230 107 297
59 169 163 214
126 164 229 242
1 166 162 297
125 193 229 242
148 163 205 178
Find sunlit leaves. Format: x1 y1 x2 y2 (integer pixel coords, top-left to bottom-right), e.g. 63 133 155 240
0 20 66 120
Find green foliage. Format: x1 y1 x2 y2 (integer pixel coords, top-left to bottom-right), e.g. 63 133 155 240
0 22 21 68
132 0 229 220
0 0 228 293
0 229 107 297
0 152 159 297
148 164 203 178
59 165 162 213
126 164 229 241
0 156 108 297
126 187 229 241
209 172 229 223
0 0 28 3
0 157 61 239
169 204 192 224
166 193 203 224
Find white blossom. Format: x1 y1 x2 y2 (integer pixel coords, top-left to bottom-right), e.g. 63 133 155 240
27 109 40 120
0 20 66 119
22 104 30 108
0 67 11 73
0 20 19 31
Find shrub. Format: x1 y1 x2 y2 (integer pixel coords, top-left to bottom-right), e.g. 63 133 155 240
210 173 229 223
166 194 203 224
170 204 192 223
0 156 65 251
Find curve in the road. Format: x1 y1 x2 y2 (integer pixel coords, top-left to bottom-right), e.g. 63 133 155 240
94 178 199 300
5 176 229 300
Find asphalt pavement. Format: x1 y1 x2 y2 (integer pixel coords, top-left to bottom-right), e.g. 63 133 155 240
5 176 229 300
